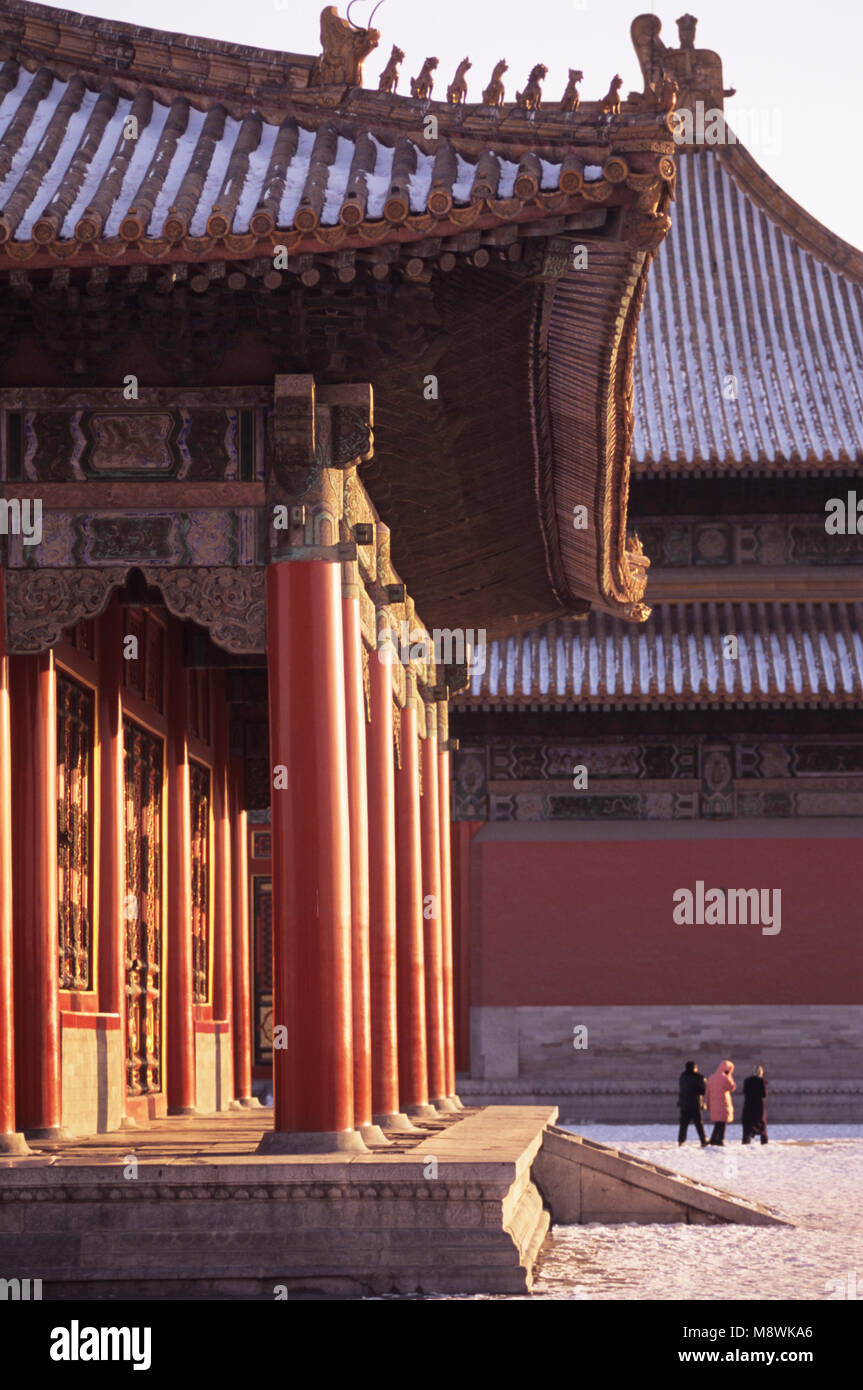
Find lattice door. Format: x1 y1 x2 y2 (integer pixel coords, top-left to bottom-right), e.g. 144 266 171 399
189 761 210 1004
252 876 273 1065
56 675 93 990
123 719 163 1096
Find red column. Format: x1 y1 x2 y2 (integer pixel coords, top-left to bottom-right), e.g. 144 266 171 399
97 601 126 1067
437 735 461 1106
212 673 234 1107
366 632 415 1132
343 584 387 1143
395 681 435 1117
229 755 257 1106
259 560 364 1153
421 712 455 1111
10 649 66 1138
0 573 29 1152
166 625 196 1114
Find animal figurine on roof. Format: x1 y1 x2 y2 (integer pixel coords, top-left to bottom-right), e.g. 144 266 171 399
650 68 679 113
516 64 547 111
446 57 472 104
600 74 623 116
560 68 583 113
482 59 508 106
378 44 405 94
309 3 382 88
411 56 439 99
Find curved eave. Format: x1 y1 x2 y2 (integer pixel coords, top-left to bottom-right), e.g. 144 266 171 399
719 139 863 285
537 230 669 624
632 140 863 473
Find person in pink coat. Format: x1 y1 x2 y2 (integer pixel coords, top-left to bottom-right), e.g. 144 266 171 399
705 1059 736 1146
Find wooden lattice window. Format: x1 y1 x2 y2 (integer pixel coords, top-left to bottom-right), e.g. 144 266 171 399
187 670 210 744
190 761 211 1004
252 876 273 1066
56 675 94 991
123 719 163 1096
122 608 165 712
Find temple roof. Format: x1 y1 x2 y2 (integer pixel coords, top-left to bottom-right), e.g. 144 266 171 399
0 1 670 269
0 55 629 256
0 3 680 635
454 603 863 710
632 142 863 474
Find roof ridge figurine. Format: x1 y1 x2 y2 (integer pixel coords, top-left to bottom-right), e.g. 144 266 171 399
516 64 547 111
410 56 439 100
482 60 509 107
600 74 623 116
378 44 404 94
446 58 472 105
308 3 382 88
561 69 583 113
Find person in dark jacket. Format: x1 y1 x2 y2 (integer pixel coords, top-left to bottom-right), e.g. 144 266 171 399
677 1060 708 1146
741 1065 769 1144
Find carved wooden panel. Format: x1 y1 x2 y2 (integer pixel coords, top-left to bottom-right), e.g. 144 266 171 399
3 406 260 482
189 760 211 1006
4 566 266 655
252 875 273 1067
124 719 163 1097
56 675 93 992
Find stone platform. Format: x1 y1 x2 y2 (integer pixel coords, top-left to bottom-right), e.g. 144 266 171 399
0 1106 788 1298
0 1106 554 1298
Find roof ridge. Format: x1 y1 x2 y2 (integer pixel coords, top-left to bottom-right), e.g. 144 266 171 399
713 137 863 287
0 0 316 103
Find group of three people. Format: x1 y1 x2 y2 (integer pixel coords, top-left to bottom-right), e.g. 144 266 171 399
677 1059 768 1146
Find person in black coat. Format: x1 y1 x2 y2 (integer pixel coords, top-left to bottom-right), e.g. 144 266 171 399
677 1060 708 1146
741 1065 769 1144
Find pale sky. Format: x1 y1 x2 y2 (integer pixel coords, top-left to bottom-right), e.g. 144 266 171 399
37 0 863 250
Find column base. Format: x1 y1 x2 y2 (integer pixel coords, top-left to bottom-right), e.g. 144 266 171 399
358 1123 391 1146
236 1096 263 1108
449 1094 465 1109
119 1116 139 1129
404 1102 439 1119
432 1096 460 1114
256 1128 369 1155
373 1111 423 1133
167 1106 199 1117
23 1126 73 1142
0 1132 32 1155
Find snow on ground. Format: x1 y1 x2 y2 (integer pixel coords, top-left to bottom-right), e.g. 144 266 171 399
528 1125 863 1300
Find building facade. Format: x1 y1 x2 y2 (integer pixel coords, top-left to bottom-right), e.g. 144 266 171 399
452 17 863 1122
0 2 679 1148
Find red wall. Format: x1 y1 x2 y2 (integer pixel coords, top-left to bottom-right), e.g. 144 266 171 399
474 837 861 1005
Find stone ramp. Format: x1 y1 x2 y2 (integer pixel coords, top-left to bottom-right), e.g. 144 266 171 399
534 1125 792 1227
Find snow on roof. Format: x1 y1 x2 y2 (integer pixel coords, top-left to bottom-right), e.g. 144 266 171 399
632 151 863 471
455 603 863 708
0 60 572 247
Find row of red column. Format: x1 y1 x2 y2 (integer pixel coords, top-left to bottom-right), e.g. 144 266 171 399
260 558 459 1153
0 583 258 1148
